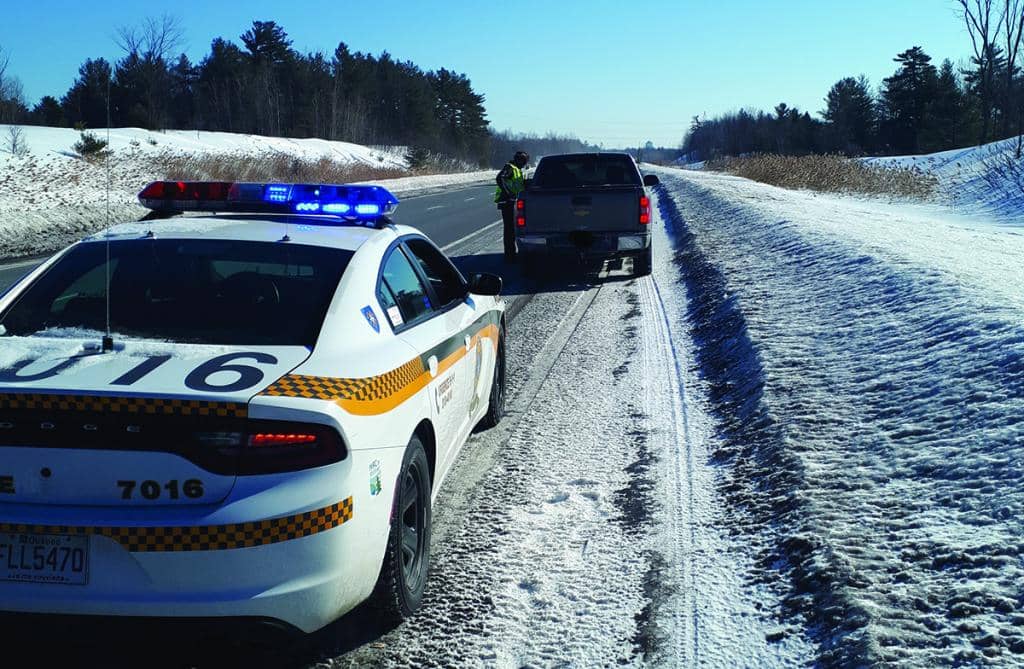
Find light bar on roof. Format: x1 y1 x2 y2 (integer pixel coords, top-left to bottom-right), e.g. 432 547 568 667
137 181 399 222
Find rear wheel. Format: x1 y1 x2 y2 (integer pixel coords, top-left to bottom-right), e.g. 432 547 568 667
370 435 432 623
634 247 652 276
479 333 506 429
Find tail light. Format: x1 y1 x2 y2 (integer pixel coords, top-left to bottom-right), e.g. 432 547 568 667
0 411 346 476
639 196 651 225
516 198 526 227
194 420 346 475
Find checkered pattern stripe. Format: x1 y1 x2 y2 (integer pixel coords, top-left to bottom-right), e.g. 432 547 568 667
0 497 353 553
0 393 246 418
262 358 426 403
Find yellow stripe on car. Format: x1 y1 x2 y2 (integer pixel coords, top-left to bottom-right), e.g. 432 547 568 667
0 497 354 553
262 322 500 416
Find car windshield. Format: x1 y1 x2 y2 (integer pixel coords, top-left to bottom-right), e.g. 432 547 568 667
532 155 642 189
0 239 352 346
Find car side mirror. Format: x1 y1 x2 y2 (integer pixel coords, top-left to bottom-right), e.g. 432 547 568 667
469 272 502 296
643 174 660 187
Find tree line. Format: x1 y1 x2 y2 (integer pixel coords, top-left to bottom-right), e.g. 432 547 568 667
0 18 493 164
684 1 1024 160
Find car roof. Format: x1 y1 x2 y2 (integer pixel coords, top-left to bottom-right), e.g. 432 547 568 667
83 214 424 252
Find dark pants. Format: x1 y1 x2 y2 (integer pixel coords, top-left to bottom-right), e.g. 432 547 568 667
499 202 516 260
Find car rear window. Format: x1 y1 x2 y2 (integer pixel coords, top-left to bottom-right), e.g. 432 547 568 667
0 239 352 346
532 155 642 189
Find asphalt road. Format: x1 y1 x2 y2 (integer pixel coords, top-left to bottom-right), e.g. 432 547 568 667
0 183 500 292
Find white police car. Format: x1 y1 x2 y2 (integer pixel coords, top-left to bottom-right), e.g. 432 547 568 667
0 181 506 633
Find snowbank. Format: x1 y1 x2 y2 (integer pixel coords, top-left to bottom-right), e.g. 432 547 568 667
0 125 487 258
655 166 1024 666
864 137 1024 221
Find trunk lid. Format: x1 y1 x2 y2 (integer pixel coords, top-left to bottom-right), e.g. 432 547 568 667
0 336 309 507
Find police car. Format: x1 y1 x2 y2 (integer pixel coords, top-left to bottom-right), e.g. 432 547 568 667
0 181 506 633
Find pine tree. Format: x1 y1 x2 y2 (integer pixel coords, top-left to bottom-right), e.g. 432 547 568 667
30 95 63 126
879 46 938 153
963 44 1005 144
921 60 965 152
61 58 113 129
168 54 196 130
823 76 877 154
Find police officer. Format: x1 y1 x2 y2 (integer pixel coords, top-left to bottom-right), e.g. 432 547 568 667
495 150 529 262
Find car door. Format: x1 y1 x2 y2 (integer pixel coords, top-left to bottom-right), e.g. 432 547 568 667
376 243 461 472
400 237 480 475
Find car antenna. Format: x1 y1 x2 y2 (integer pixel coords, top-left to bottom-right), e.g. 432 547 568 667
101 71 114 353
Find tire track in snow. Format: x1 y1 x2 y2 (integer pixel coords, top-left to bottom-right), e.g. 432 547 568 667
638 272 699 665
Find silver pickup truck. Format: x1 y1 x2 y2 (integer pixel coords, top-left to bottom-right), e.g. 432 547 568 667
514 152 659 277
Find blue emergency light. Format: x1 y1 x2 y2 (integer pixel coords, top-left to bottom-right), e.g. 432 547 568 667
137 181 399 225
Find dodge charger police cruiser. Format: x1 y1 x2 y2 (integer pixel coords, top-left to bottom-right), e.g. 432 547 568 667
0 181 507 634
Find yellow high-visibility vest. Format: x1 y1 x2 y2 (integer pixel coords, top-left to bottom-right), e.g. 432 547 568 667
494 163 525 203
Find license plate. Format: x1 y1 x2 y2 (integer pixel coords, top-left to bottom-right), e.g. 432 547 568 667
1 533 89 585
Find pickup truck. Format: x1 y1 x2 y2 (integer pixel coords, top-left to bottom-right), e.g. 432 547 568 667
514 153 659 276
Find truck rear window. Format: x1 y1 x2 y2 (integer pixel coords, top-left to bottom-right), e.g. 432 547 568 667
532 155 642 189
0 239 352 346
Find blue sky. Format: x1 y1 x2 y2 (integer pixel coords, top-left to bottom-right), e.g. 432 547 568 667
4 0 970 147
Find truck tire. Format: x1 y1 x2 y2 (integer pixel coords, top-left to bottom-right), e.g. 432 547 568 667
634 248 652 276
370 435 432 624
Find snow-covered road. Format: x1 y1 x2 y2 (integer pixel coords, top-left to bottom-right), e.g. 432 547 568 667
315 216 808 668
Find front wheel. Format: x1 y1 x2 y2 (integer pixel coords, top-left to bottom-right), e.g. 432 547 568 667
479 333 506 429
370 435 432 624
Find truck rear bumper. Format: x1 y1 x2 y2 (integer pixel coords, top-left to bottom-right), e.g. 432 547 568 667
517 231 650 259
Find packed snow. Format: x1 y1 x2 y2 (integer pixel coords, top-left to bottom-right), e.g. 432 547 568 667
0 124 489 258
652 166 1024 666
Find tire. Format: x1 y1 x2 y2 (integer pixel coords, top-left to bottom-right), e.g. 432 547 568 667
370 435 432 624
479 333 506 429
634 247 652 276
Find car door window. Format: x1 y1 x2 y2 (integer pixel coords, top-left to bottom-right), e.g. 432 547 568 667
404 238 466 309
380 247 433 328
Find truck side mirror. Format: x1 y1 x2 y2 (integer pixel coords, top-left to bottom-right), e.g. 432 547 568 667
643 174 660 187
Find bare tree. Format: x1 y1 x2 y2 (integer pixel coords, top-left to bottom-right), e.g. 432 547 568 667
1000 0 1024 155
958 0 1005 144
115 14 184 61
5 125 27 156
0 46 27 124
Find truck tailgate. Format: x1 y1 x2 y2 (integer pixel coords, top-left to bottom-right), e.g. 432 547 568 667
525 187 640 233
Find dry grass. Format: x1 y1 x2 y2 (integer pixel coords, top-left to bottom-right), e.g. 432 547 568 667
706 154 937 200
150 147 479 184
152 150 411 183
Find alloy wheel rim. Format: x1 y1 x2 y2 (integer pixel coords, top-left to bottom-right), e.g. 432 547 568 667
400 461 427 592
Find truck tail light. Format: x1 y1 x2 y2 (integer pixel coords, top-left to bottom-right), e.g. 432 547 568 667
639 196 651 225
516 198 525 227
